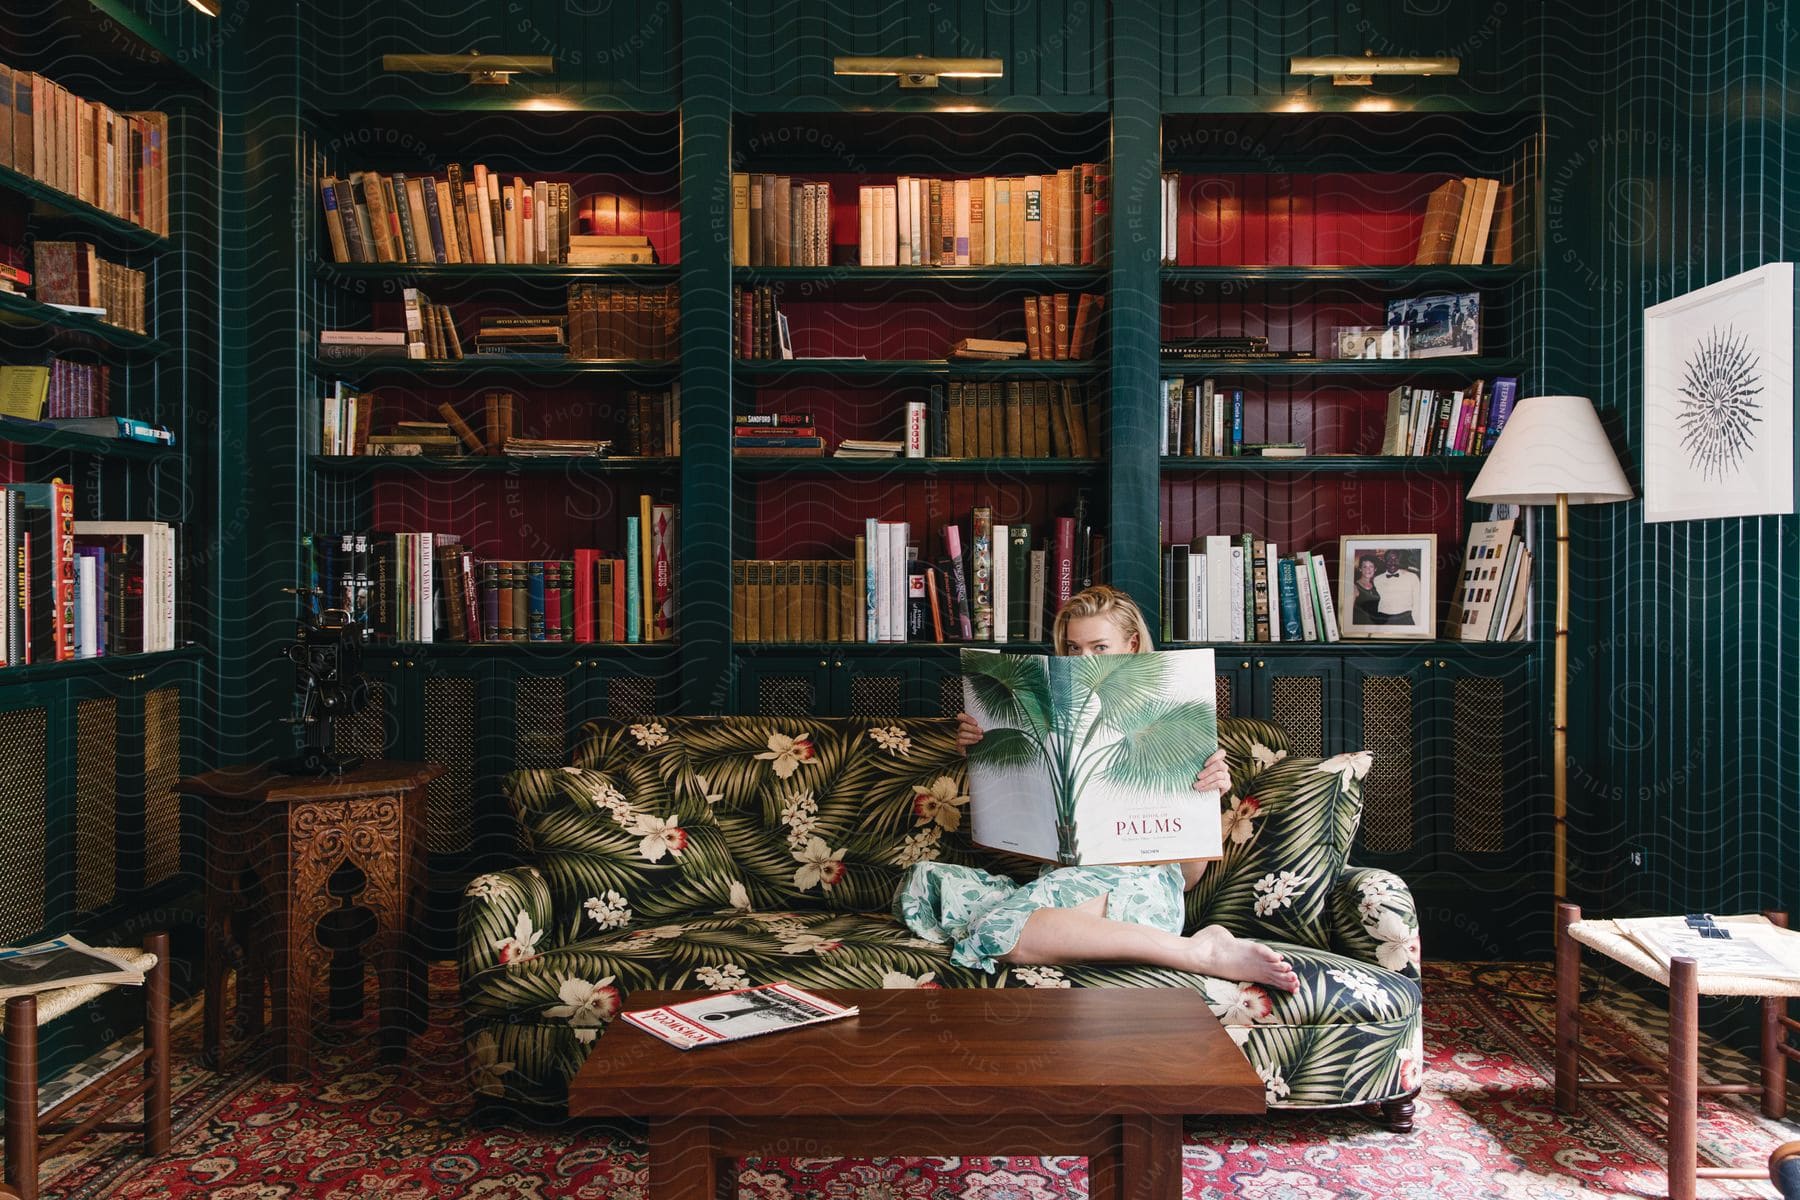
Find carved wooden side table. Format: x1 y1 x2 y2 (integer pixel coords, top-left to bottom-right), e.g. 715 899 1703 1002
178 761 441 1080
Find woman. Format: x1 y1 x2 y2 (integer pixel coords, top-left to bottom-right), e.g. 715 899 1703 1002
892 585 1296 990
1352 555 1383 627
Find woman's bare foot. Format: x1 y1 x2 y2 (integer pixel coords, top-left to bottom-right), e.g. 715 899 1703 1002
1184 924 1298 991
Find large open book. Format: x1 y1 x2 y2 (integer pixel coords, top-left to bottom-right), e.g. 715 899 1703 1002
1614 915 1800 982
962 646 1221 866
0 936 145 1000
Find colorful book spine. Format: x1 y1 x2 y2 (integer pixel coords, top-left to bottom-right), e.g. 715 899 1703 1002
971 506 993 641
1276 555 1303 641
624 516 642 643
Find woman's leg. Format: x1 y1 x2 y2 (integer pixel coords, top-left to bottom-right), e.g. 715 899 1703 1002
1001 896 1297 990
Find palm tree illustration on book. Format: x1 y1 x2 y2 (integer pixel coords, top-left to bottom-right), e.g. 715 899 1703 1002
961 647 1221 866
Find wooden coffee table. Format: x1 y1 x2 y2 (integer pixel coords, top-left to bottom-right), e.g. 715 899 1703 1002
568 987 1264 1199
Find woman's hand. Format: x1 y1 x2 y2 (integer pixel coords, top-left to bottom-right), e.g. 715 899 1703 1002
955 712 985 754
1192 748 1230 795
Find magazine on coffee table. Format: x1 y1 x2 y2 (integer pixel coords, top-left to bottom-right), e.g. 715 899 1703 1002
0 936 145 1000
962 646 1222 866
1614 916 1800 982
622 983 860 1050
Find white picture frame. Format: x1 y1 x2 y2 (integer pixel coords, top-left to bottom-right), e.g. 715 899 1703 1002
1643 262 1795 523
1337 534 1438 640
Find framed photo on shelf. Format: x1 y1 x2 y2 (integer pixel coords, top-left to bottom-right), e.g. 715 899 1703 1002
1331 325 1408 359
1385 292 1480 358
1642 262 1795 523
1337 534 1437 639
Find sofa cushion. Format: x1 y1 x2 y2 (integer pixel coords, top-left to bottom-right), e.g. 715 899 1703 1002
557 716 1037 917
462 908 1421 1111
1217 716 1294 790
1184 750 1370 949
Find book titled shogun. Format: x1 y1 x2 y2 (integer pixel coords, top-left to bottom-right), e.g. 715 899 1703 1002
962 646 1222 866
0 936 144 1000
622 983 859 1050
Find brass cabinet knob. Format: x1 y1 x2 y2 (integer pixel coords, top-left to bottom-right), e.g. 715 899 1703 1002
1438 659 1448 668
1256 660 1265 668
1239 661 1251 669
833 660 843 668
390 660 400 668
819 659 828 668
406 660 416 668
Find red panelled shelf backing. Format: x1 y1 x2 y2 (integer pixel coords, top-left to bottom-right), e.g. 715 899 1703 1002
757 296 1097 361
748 478 1092 561
1170 173 1448 268
373 475 674 561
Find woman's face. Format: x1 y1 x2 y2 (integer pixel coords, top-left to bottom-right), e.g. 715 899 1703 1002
1358 560 1377 585
1062 614 1137 656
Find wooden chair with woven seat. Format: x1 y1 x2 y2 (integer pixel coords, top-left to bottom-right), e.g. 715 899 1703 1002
2 933 171 1200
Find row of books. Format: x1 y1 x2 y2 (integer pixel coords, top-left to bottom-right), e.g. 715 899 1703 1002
0 359 111 421
0 64 170 236
1159 335 1314 363
1161 536 1343 644
1 482 177 666
320 169 583 266
733 514 1100 645
734 285 790 360
939 380 1097 459
733 412 822 456
1414 177 1514 266
729 167 1113 270
1160 378 1246 457
1448 519 1530 642
1378 378 1517 456
1019 293 1104 361
34 242 148 334
570 284 677 360
303 503 677 644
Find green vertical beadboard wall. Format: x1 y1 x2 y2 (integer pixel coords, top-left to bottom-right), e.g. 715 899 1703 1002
1541 2 1799 928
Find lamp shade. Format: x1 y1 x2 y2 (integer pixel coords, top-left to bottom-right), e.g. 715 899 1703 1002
1467 395 1634 506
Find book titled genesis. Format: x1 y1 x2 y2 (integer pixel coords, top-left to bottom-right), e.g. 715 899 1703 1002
962 646 1221 866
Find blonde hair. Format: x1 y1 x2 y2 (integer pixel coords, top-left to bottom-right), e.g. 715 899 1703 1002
1051 585 1156 655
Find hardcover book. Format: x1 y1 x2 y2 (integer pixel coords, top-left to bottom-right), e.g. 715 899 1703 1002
962 646 1221 866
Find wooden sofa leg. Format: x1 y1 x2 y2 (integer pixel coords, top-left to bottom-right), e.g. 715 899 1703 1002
1379 1090 1419 1133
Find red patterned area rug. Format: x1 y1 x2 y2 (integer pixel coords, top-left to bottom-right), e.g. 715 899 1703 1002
33 962 1800 1198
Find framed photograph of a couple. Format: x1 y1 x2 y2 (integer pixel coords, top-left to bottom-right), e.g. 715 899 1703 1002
1337 535 1438 640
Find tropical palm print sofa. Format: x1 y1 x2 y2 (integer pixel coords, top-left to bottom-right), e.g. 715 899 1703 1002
459 715 1424 1124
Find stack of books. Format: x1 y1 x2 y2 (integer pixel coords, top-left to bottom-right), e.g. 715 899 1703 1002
1379 378 1518 456
833 439 903 459
0 263 29 297
366 420 461 457
1161 536 1341 644
948 338 1026 361
501 438 612 458
735 177 834 266
1160 378 1244 457
318 382 373 455
1449 519 1530 642
318 330 407 360
937 380 1096 459
1414 177 1513 265
404 288 464 359
1021 293 1105 360
734 412 822 457
623 388 679 456
0 64 170 236
0 360 111 421
474 313 565 358
567 234 656 265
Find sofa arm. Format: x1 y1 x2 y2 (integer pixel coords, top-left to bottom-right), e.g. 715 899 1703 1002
1328 867 1422 981
459 865 557 985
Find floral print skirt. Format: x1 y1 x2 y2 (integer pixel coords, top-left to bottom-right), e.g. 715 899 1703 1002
892 862 1187 973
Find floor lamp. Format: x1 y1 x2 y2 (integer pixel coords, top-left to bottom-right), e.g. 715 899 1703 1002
1467 396 1633 902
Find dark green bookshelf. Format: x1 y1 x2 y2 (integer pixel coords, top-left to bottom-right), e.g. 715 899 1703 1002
315 355 677 382
733 456 1101 477
0 290 168 355
1157 356 1522 378
0 645 203 686
0 163 170 251
1158 455 1489 475
0 416 177 460
1160 265 1529 289
317 262 677 287
737 358 1104 379
312 455 679 476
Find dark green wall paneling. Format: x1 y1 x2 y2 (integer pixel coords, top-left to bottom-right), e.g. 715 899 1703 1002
1543 3 1799 924
307 0 680 109
1159 0 1531 111
731 0 1108 109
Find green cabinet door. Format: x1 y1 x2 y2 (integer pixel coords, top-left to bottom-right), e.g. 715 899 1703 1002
736 653 921 718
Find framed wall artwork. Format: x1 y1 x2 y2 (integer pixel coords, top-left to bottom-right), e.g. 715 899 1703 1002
1643 262 1795 523
1337 534 1438 639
